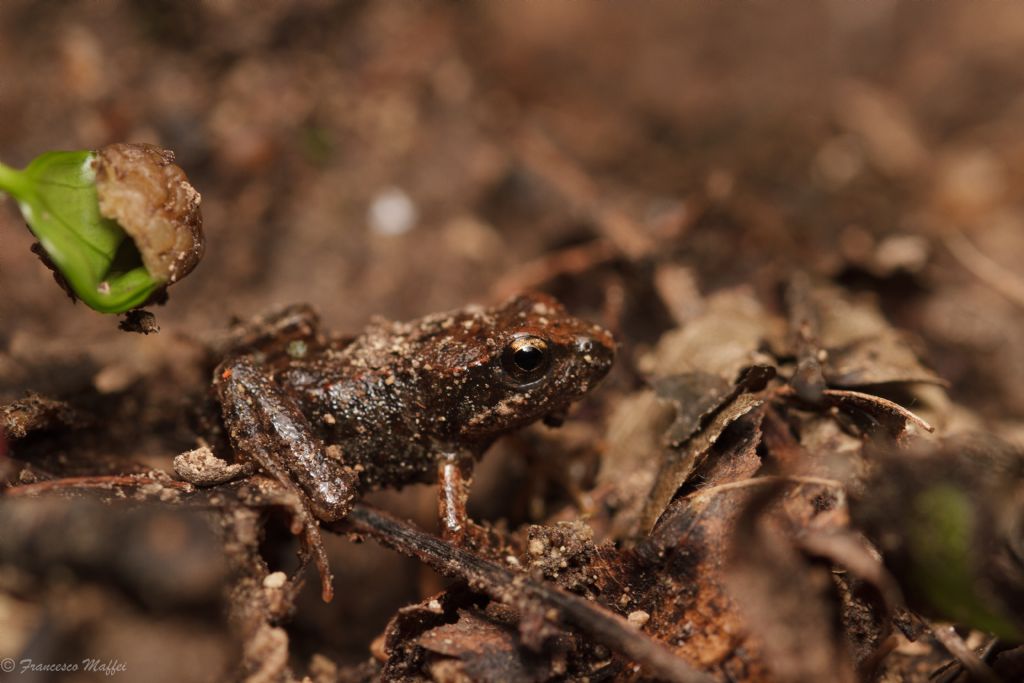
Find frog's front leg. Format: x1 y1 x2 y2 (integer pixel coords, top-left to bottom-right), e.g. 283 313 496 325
215 356 359 521
214 356 359 601
437 451 476 545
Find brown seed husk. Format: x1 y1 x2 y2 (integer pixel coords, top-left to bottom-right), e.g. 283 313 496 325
94 142 204 284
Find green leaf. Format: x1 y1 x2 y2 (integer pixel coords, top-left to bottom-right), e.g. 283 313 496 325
910 484 1023 640
0 151 162 313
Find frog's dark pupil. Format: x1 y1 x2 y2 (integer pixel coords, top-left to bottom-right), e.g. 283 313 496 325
514 345 544 372
502 336 550 382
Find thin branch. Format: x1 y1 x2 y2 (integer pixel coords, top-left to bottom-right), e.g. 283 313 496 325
945 231 1024 310
689 475 845 501
929 622 1001 683
4 474 193 496
491 238 617 300
516 130 656 260
335 503 715 683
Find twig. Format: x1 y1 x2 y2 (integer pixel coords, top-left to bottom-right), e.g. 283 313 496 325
688 474 844 502
517 130 656 260
4 474 193 496
491 238 618 300
929 622 1001 683
336 503 715 683
945 231 1024 310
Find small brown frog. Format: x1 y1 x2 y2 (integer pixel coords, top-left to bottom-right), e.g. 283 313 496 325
180 292 614 600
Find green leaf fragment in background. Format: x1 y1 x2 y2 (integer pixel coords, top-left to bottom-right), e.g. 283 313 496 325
910 484 1022 640
0 151 162 313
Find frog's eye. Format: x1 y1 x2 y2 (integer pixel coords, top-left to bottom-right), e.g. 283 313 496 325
501 336 551 383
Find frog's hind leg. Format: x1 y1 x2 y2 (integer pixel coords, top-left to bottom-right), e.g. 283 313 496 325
215 355 359 601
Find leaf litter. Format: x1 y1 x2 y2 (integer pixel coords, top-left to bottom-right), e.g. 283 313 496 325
4 265 1024 681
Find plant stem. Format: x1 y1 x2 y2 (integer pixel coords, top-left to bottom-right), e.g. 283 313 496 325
0 160 30 200
338 503 716 683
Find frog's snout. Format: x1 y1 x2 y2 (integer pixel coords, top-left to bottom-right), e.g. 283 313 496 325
574 328 615 380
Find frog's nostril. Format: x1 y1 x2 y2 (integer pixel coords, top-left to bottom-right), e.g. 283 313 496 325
576 335 614 369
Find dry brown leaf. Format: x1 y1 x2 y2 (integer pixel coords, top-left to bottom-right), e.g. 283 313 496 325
638 393 765 535
640 289 778 380
598 390 676 540
822 388 934 440
629 410 769 680
654 372 735 447
417 608 554 683
811 286 945 388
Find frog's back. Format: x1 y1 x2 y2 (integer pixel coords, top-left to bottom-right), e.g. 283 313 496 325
276 346 446 490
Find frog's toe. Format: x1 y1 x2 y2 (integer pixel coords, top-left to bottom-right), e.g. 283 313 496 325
307 467 359 522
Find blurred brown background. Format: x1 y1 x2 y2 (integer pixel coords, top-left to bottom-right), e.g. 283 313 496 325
2 0 1024 674
3 1 1024 408
3 1 1024 419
